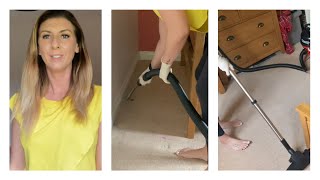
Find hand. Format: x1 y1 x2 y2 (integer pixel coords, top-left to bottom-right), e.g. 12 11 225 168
138 64 152 86
218 55 234 76
159 61 172 84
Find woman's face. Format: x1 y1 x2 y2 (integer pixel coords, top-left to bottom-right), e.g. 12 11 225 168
38 17 79 73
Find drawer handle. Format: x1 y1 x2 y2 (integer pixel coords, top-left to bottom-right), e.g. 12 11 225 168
234 55 242 61
263 41 269 47
258 23 264 28
227 36 235 41
218 15 226 21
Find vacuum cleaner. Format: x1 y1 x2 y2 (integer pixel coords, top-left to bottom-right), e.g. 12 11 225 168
127 69 208 142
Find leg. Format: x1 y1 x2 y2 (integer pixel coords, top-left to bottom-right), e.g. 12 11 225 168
175 33 208 162
195 34 208 81
176 144 208 162
219 118 243 129
218 123 225 136
218 119 251 151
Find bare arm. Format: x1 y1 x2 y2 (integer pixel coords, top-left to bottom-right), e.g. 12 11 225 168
150 18 167 69
157 10 189 65
95 123 101 170
10 119 26 170
138 10 189 85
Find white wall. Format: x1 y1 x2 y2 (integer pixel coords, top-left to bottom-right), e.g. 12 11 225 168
10 10 101 97
112 10 139 123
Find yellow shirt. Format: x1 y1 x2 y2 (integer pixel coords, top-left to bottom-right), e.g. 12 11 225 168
10 85 102 170
153 10 208 32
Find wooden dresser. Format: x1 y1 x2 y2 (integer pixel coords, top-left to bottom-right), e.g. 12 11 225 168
218 10 285 69
218 10 285 94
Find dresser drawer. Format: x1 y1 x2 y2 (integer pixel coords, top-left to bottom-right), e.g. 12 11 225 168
239 10 270 21
218 10 240 31
226 32 279 68
219 11 275 52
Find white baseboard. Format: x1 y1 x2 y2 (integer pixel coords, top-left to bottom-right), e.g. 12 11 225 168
138 51 181 61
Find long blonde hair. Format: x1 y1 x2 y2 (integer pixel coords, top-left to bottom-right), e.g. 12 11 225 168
12 10 93 133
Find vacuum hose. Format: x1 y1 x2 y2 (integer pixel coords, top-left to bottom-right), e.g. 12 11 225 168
218 46 308 73
143 69 208 142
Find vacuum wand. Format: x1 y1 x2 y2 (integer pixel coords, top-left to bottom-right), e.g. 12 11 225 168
229 70 295 154
229 70 284 141
229 69 310 170
126 81 141 101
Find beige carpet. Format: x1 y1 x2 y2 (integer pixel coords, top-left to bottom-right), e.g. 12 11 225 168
112 61 207 170
218 44 310 170
112 44 310 171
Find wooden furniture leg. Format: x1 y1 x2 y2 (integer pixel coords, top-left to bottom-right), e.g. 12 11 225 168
218 69 229 94
218 76 226 94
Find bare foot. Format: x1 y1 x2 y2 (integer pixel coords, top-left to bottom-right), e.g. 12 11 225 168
219 119 243 129
175 145 208 161
219 134 251 151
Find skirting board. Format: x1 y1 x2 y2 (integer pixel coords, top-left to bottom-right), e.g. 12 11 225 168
138 51 181 61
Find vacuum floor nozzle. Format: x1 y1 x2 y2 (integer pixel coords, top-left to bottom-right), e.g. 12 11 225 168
287 149 310 170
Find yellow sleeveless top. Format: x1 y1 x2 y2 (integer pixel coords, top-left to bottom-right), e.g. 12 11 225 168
153 10 208 33
10 85 102 170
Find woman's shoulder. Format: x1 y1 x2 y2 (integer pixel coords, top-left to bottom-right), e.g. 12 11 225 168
94 84 101 90
10 92 19 100
93 85 101 95
88 85 102 122
10 93 19 110
92 85 102 102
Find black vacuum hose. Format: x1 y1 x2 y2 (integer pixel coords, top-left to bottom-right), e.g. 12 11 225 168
299 48 308 71
218 46 308 73
143 69 208 142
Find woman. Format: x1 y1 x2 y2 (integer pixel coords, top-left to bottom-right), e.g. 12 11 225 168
138 10 250 167
10 10 101 170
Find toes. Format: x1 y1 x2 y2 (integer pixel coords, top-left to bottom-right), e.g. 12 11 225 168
176 148 191 153
232 145 243 151
175 151 184 157
175 148 192 156
232 120 243 127
175 150 182 156
231 141 251 151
